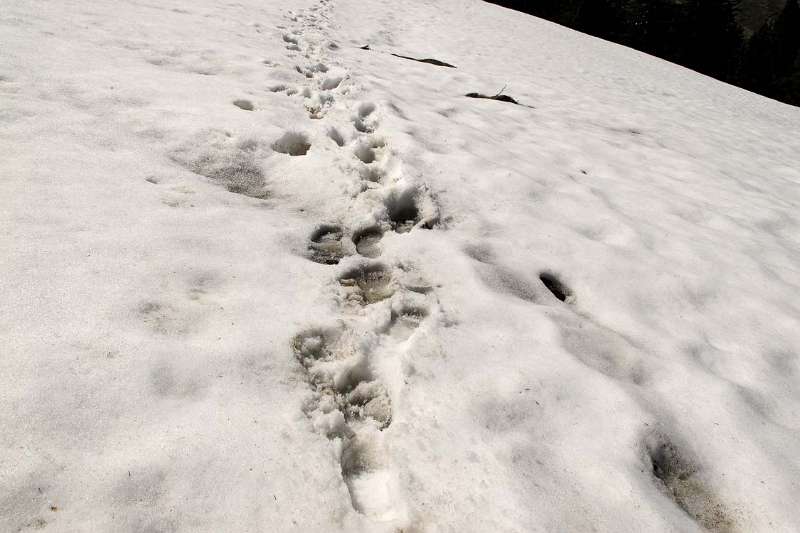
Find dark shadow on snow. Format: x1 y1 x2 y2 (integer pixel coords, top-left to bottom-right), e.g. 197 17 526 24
390 53 456 68
359 44 456 68
465 86 533 107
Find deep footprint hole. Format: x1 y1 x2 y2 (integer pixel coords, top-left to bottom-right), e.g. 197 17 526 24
233 99 254 111
353 226 383 258
322 76 344 90
385 188 420 233
540 272 572 302
359 166 384 183
392 305 428 329
328 127 345 147
272 131 311 156
339 263 393 304
311 224 343 243
354 117 374 134
308 224 345 265
397 306 428 321
358 102 376 118
354 144 376 164
341 435 379 479
343 381 392 428
650 441 688 484
385 305 429 341
354 103 377 133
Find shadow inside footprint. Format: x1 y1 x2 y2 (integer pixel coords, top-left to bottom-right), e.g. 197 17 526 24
353 103 377 133
322 76 344 90
482 265 539 303
386 305 427 341
308 224 346 265
644 432 735 532
385 188 420 233
358 102 376 117
341 432 380 478
292 326 343 367
340 432 396 519
540 272 573 303
353 227 383 258
233 99 254 111
354 117 374 134
343 381 392 428
339 263 393 305
326 127 345 147
359 166 384 183
354 144 376 164
272 131 311 156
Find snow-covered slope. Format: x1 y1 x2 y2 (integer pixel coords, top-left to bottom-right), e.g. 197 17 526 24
2 0 800 531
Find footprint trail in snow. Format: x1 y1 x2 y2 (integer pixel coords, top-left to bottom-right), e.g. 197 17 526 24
278 0 441 527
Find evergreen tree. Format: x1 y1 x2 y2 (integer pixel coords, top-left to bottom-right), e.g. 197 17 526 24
685 0 744 80
739 16 778 90
635 0 692 65
483 0 797 106
739 0 800 104
573 0 626 42
769 0 800 104
772 0 800 74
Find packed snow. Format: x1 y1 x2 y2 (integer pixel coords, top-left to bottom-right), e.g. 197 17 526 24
2 0 800 531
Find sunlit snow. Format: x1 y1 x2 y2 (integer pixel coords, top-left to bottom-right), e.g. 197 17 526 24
2 0 800 531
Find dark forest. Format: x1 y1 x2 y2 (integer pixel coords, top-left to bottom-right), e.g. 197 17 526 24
486 0 800 106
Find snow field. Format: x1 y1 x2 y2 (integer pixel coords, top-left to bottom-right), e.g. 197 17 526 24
2 0 800 531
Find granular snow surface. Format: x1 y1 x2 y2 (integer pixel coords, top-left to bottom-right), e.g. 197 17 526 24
2 0 800 531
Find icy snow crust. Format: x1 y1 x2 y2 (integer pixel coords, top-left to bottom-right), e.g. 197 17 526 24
2 0 800 531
